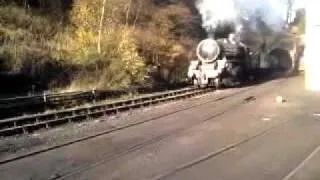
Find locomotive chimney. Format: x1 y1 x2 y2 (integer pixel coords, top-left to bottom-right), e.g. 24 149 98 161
207 27 215 39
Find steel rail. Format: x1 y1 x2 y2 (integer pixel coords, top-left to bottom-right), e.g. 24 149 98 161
45 77 289 180
0 89 129 116
0 87 211 137
152 119 290 180
0 84 189 120
0 76 289 169
0 84 189 109
59 78 289 180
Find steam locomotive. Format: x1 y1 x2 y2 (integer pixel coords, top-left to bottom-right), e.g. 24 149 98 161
187 33 257 88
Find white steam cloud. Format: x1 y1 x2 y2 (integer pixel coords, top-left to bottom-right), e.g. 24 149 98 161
196 0 291 36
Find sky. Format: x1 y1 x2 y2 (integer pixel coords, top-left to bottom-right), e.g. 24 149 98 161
293 0 305 10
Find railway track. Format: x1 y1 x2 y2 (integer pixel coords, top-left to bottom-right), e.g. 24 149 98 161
0 83 189 119
0 76 291 180
54 77 290 180
152 120 289 180
0 87 212 137
0 89 129 119
0 86 247 166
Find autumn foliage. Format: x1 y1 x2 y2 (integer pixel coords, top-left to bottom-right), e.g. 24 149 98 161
0 0 205 92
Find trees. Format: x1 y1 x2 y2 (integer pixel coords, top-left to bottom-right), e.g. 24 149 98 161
1 0 205 91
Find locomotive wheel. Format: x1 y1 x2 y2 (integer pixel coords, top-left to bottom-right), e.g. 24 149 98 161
193 78 200 88
214 78 221 90
194 77 207 88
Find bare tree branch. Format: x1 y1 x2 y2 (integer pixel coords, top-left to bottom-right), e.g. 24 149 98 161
125 0 132 26
133 0 142 29
98 0 107 54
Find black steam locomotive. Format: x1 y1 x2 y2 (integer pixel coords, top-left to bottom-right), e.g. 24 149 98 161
187 34 257 88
